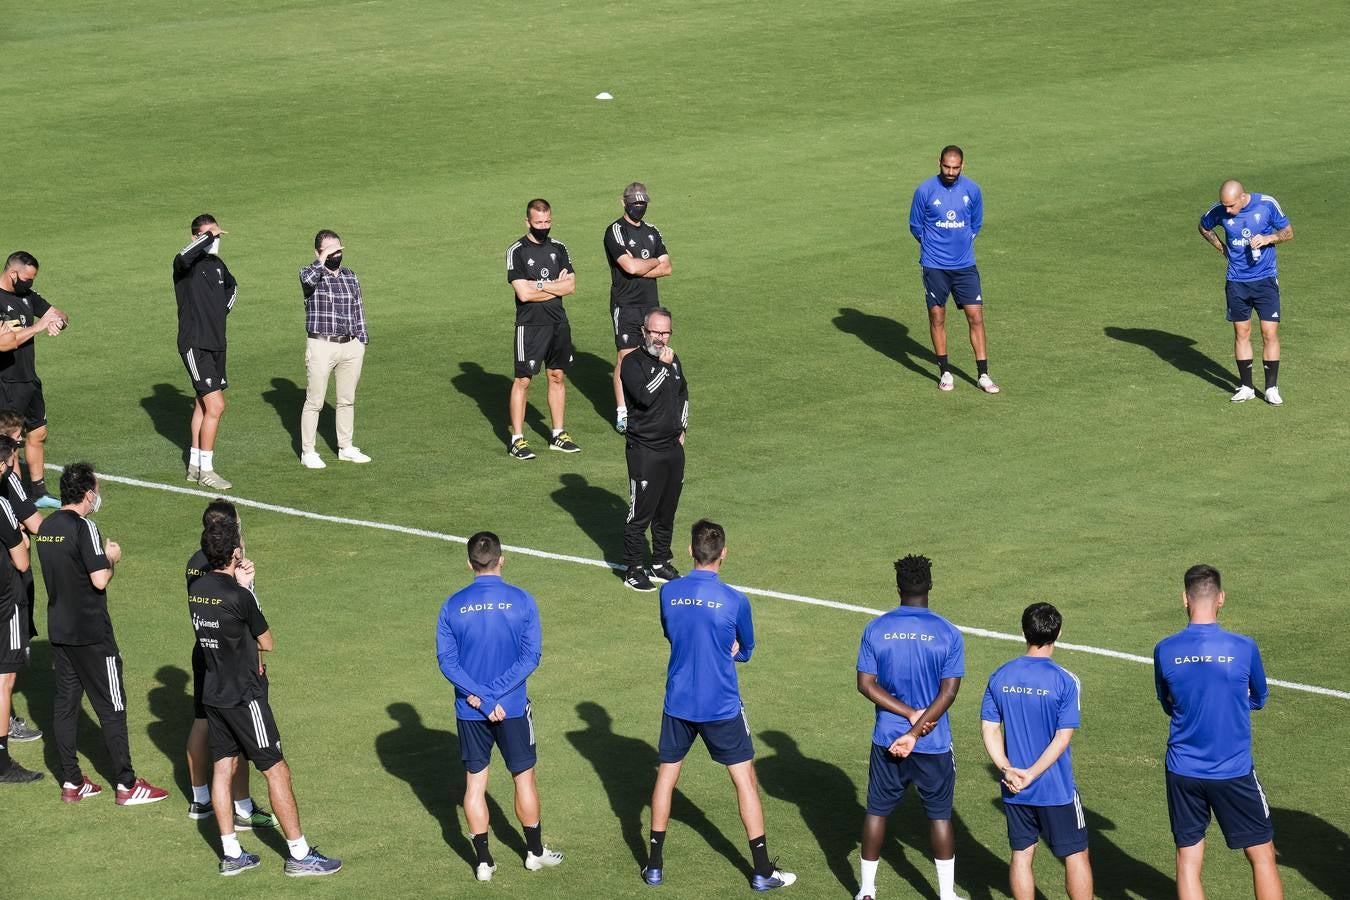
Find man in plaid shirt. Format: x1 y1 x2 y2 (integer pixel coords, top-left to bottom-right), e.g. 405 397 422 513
298 230 370 468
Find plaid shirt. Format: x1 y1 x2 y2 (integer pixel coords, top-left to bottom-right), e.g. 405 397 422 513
299 261 368 344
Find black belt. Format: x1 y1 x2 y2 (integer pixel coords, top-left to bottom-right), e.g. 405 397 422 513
308 333 354 343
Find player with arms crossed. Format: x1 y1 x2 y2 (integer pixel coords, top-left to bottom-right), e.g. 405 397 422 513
980 602 1092 900
854 553 966 900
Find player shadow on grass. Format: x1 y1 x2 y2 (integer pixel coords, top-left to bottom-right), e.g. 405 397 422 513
982 793 1173 899
144 665 288 860
833 308 978 389
139 383 194 463
1270 807 1350 898
16 640 130 793
260 377 338 459
550 473 628 571
567 348 621 430
375 702 525 875
1103 327 1238 393
451 361 548 447
566 702 753 879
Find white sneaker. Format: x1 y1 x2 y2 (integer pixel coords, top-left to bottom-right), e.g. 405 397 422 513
300 452 326 469
977 373 1001 394
1265 386 1283 406
938 371 955 392
524 846 564 870
855 889 874 900
337 446 371 463
475 862 496 882
1231 385 1257 402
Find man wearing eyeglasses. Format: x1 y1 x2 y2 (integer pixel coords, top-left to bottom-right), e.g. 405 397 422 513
618 307 686 593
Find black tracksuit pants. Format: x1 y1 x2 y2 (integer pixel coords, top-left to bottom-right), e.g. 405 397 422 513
52 642 134 786
624 442 685 567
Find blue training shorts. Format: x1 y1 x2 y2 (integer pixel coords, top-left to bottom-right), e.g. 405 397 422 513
1225 278 1280 323
1166 768 1274 849
922 266 983 309
1005 793 1090 857
658 708 755 766
459 706 537 775
866 745 955 818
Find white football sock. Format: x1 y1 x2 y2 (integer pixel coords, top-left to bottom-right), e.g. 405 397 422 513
200 450 214 471
287 835 311 860
222 832 242 858
190 447 201 467
936 857 956 899
192 784 210 804
858 857 879 896
234 797 254 817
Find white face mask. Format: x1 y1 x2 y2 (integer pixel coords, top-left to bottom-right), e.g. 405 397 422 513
207 237 221 256
89 491 102 514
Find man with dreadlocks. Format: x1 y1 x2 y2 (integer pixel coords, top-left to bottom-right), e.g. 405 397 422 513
853 554 967 900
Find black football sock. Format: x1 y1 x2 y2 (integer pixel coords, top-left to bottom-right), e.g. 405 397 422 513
0 734 10 770
1236 358 1254 388
29 478 47 498
647 830 666 868
749 834 773 877
523 822 543 856
976 358 989 377
1263 360 1279 388
936 354 950 375
472 832 494 866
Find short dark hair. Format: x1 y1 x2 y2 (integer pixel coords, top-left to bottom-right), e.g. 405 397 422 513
643 307 672 328
468 531 502 572
202 498 238 528
690 519 726 565
1022 602 1062 647
0 433 20 465
6 251 38 271
0 408 25 436
940 145 964 161
202 517 242 570
314 229 340 250
525 198 551 216
190 213 217 236
894 554 933 597
1184 564 1222 598
59 462 98 505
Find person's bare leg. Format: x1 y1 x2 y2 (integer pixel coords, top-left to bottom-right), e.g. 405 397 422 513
1176 840 1206 900
649 761 682 833
211 755 238 841
1244 841 1283 900
23 425 46 489
509 377 531 437
727 760 765 839
1258 321 1279 362
928 306 948 357
1009 845 1036 900
546 369 566 432
1233 320 1253 364
964 305 987 360
465 767 491 834
262 760 301 841
512 766 540 827
1064 848 1093 900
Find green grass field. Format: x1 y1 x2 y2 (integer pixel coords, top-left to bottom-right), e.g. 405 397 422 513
6 1 1350 896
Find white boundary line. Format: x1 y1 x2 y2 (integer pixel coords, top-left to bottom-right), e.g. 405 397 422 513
79 468 1350 702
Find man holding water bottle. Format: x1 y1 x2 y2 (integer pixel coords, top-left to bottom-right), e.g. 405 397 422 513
1197 181 1293 405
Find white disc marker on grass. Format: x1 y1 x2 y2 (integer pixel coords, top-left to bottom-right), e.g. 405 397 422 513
595 91 613 100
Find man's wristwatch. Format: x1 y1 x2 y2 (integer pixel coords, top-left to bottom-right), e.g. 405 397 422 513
536 279 544 290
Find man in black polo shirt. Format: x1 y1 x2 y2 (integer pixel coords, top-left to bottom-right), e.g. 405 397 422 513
0 251 69 508
0 409 45 743
605 182 672 434
173 214 236 490
0 434 41 783
37 462 168 805
506 198 580 460
619 307 687 592
183 499 272 829
191 515 341 877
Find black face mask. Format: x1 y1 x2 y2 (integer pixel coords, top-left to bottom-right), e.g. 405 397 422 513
529 227 550 242
324 254 343 270
625 203 647 221
10 277 32 296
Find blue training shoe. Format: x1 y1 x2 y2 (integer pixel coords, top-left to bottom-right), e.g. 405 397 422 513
284 848 343 877
34 494 60 509
641 866 663 886
751 868 797 891
219 851 261 877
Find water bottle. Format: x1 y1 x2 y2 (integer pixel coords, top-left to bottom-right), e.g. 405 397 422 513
1250 240 1262 262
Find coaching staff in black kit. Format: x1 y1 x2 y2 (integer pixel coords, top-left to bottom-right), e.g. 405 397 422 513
37 462 169 805
606 182 672 433
190 515 341 877
620 307 687 592
173 214 236 491
0 251 70 508
0 434 41 783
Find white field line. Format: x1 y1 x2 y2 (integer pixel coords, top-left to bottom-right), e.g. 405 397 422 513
76 468 1350 702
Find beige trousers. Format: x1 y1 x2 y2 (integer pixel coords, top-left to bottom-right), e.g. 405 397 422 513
302 337 365 454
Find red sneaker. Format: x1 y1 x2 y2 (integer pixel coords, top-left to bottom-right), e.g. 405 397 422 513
115 777 168 806
60 776 104 803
